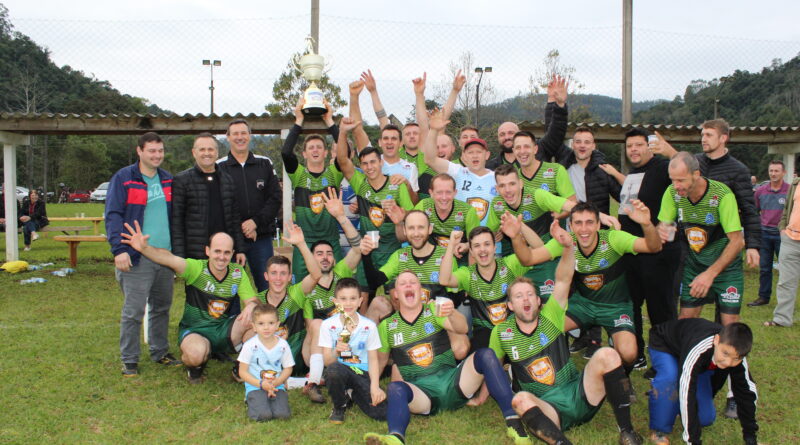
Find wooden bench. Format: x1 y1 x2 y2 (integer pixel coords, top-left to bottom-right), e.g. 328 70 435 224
49 217 104 234
17 226 91 236
53 235 107 268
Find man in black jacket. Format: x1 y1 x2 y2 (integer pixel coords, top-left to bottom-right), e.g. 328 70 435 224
173 133 246 264
218 119 282 292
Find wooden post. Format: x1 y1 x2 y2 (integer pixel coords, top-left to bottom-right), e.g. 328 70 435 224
1 131 30 261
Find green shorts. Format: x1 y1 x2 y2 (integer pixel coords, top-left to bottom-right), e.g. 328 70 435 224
680 259 744 315
527 258 557 301
566 294 635 335
409 365 468 415
538 373 601 431
179 317 236 354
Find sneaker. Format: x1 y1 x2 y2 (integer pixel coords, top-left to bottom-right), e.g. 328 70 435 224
303 382 326 403
633 355 647 371
618 429 644 445
231 360 243 383
122 362 138 377
583 340 601 359
650 431 670 445
31 232 39 242
156 353 182 367
643 367 657 380
329 406 346 424
724 397 738 419
363 432 404 445
187 365 206 384
505 417 533 445
23 246 31 251
569 335 589 354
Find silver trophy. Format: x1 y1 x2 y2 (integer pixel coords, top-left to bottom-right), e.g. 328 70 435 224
294 36 326 116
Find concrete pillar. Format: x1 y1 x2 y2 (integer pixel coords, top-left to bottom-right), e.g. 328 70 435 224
2 131 31 261
767 142 800 183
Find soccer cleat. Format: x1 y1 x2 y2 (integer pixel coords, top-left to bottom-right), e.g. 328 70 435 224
618 429 644 445
505 417 533 445
724 397 738 419
583 340 601 359
650 431 670 445
569 335 589 354
187 365 206 384
231 360 243 383
633 355 647 370
303 382 327 403
329 406 346 424
122 362 138 377
156 353 182 367
363 433 404 445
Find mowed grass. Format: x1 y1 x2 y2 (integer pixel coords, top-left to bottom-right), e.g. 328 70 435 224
2 203 800 444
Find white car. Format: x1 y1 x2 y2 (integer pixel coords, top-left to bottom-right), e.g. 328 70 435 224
90 182 109 203
16 186 29 203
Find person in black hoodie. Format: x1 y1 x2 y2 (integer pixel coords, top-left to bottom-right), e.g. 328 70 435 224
172 133 246 264
19 189 48 251
648 319 758 445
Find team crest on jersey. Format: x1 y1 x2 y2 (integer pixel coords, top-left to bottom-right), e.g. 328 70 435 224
686 227 708 253
306 178 312 188
488 303 508 324
207 300 229 318
709 195 719 207
436 236 450 248
321 178 329 187
705 213 715 224
277 326 288 339
365 190 372 199
369 206 385 227
499 266 508 278
310 192 325 214
420 287 431 303
231 284 238 295
400 252 409 262
539 333 550 346
424 322 436 334
408 343 434 367
599 240 609 252
614 314 634 328
472 272 478 281
540 279 555 295
599 258 609 268
674 193 682 203
527 357 555 385
455 212 464 222
430 272 440 282
583 274 604 291
476 185 483 191
501 283 509 294
522 210 532 221
500 328 514 340
721 286 740 303
540 184 550 191
490 186 497 196
523 194 533 205
260 369 278 380
468 198 490 220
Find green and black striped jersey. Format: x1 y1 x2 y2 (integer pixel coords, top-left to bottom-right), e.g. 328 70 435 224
287 164 344 242
518 162 575 198
177 259 256 332
303 259 355 320
257 283 308 343
349 171 414 261
380 245 456 303
414 198 480 249
486 186 567 257
453 254 530 329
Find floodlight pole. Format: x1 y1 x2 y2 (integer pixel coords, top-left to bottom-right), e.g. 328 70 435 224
203 59 222 114
474 66 492 127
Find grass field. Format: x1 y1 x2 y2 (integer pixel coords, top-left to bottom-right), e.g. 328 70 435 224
2 203 799 444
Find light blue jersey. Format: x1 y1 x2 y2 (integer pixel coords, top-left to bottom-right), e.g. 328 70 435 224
382 156 419 192
447 162 497 225
318 313 381 371
238 335 295 395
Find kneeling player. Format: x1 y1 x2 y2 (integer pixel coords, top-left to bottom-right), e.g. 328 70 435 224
364 271 530 445
493 225 644 445
648 319 758 445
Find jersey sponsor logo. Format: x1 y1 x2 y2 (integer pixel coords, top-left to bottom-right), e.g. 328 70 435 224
686 226 708 253
310 192 325 214
599 258 609 268
232 268 242 279
256 179 265 190
494 201 505 212
721 286 740 304
424 208 432 216
599 240 609 252
424 322 436 334
436 236 450 248
488 302 508 324
543 168 555 179
613 314 634 328
539 279 555 296
400 252 409 262
500 327 514 340
582 274 604 291
527 356 555 385
499 265 508 277
468 197 490 220
408 343 434 367
674 193 682 203
388 184 399 191
705 213 715 225
369 206 385 227
207 300 230 318
709 195 719 207
231 284 238 295
388 318 399 330
522 194 533 205
455 211 464 222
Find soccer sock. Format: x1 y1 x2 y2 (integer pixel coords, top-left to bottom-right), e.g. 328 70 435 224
472 348 516 418
520 406 573 445
309 353 324 385
602 365 634 432
727 375 733 398
386 381 413 439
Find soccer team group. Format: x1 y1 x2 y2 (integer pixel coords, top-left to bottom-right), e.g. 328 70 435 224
107 71 763 445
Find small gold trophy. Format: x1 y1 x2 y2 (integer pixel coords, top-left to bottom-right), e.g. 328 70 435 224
337 304 356 359
295 35 327 116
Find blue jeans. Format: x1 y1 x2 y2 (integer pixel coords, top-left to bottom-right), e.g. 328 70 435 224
759 229 782 301
246 237 274 292
648 348 716 434
22 220 39 245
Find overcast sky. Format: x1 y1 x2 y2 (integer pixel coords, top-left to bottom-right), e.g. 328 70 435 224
4 0 799 120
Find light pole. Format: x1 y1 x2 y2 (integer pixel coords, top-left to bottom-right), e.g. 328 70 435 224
202 59 221 114
474 66 492 127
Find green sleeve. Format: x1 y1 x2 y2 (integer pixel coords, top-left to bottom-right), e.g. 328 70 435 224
178 258 203 284
236 268 257 303
719 192 743 233
378 318 391 353
349 170 366 192
331 164 344 186
657 187 678 222
465 206 480 234
534 188 568 213
544 238 564 259
453 266 471 292
413 199 427 211
486 200 501 232
608 230 639 256
333 259 354 278
488 325 505 360
555 165 576 197
288 283 307 307
287 164 305 187
379 250 401 282
505 254 531 276
256 290 267 303
396 183 414 210
303 300 314 319
539 297 566 331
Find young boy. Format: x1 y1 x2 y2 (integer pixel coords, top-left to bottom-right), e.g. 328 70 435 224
648 319 758 445
237 303 295 422
319 278 387 424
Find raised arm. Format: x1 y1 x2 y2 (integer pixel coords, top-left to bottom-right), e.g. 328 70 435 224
539 76 572 163
502 212 552 266
336 117 360 180
285 223 322 293
537 75 569 161
322 187 364 269
121 220 186 275
551 225 575 309
349 80 371 151
361 69 389 129
625 199 662 253
422 109 454 174
413 73 429 141
441 69 466 122
281 97 305 175
438 230 463 288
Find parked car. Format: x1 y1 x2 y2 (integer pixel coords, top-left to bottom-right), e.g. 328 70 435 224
0 185 30 204
90 182 109 203
68 190 91 203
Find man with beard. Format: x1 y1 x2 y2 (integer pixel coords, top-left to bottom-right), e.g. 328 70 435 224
491 228 644 445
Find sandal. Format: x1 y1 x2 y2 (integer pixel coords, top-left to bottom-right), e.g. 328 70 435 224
763 320 785 327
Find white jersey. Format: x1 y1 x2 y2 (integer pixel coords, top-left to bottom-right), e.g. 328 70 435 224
446 162 497 225
238 335 295 395
382 156 419 192
319 313 381 372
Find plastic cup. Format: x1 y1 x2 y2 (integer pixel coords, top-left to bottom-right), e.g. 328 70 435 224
663 221 677 242
435 296 451 317
647 134 658 147
367 230 380 244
